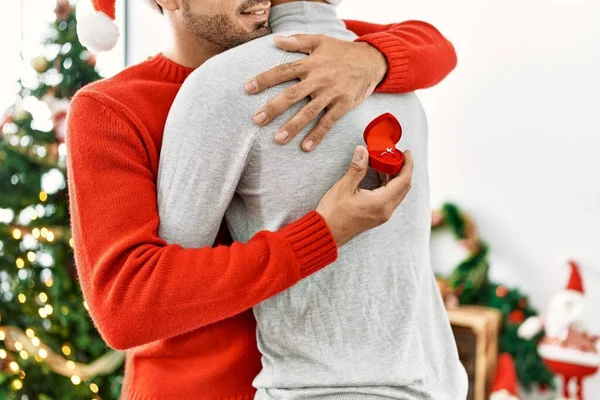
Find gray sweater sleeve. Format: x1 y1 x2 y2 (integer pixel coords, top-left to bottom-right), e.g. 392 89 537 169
156 62 265 248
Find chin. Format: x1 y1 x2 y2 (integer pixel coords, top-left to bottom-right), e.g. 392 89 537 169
239 19 270 34
236 25 272 46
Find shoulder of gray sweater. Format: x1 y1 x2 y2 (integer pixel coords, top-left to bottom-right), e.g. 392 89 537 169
169 32 307 138
188 32 302 103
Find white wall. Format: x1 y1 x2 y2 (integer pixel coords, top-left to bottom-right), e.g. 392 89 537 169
128 1 600 398
126 0 168 65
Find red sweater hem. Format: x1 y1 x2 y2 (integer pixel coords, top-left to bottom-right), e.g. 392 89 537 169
124 388 256 400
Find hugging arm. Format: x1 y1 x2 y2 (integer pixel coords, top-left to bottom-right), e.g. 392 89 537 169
247 19 457 150
67 93 337 350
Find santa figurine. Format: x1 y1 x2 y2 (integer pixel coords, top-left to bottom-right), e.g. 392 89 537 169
518 260 600 400
490 353 520 400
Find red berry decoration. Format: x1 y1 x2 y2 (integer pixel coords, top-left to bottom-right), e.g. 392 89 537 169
496 286 508 298
87 54 97 68
508 309 526 324
518 298 528 309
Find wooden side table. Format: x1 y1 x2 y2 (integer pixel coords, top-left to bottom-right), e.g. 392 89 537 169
447 305 502 400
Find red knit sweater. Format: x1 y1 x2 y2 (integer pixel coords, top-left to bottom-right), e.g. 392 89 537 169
67 20 456 400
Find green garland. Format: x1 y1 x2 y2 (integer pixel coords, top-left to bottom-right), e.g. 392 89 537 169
432 203 554 391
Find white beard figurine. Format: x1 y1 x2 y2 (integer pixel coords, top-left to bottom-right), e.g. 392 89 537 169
518 260 600 400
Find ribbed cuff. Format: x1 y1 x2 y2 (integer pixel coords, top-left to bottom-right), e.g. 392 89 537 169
280 211 338 279
356 32 411 93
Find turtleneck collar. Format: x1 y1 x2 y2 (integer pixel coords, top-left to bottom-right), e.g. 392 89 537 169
269 2 346 35
148 54 195 84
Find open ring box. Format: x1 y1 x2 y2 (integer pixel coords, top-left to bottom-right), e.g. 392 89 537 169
363 113 405 175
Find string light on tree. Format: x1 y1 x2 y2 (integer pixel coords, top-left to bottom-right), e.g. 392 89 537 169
38 349 48 360
62 344 72 356
12 379 23 391
12 229 22 240
39 292 48 303
9 361 20 373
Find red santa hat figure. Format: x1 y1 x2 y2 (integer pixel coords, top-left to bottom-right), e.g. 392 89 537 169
490 353 520 400
518 260 599 400
77 0 343 52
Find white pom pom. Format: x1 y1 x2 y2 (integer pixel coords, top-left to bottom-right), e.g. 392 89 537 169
77 11 120 52
518 316 544 340
490 390 519 400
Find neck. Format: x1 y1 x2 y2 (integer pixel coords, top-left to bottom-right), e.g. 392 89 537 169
163 15 224 69
271 0 328 6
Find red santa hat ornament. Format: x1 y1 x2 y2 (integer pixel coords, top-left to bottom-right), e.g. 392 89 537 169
490 353 520 400
77 0 120 52
566 259 584 294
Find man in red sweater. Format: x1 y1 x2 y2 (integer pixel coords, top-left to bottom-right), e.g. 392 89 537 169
68 0 457 398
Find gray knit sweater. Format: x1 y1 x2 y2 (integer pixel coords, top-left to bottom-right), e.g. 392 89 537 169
157 3 467 399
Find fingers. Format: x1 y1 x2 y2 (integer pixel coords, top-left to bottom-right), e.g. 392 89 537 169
254 81 313 128
380 150 414 206
339 146 369 193
245 35 324 95
246 60 308 95
301 104 345 152
273 34 323 54
274 96 328 145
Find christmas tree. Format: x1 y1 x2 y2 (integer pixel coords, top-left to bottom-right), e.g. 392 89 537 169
0 1 124 398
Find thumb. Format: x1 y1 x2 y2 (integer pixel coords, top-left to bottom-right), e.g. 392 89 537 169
341 146 368 192
274 34 321 54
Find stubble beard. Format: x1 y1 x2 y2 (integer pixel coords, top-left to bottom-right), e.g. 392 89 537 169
182 1 272 50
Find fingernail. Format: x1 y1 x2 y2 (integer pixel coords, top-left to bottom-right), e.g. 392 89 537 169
353 147 364 163
275 130 289 143
276 35 295 43
245 80 258 93
254 112 267 125
303 140 314 151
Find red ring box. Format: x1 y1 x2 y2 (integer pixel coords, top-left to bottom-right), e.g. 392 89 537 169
363 113 405 175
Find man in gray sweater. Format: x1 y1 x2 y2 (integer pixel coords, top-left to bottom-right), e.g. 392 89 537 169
158 1 467 399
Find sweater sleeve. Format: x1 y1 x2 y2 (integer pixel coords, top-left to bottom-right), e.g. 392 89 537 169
344 19 458 93
66 92 338 350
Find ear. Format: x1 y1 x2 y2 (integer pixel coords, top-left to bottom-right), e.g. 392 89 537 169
155 0 179 12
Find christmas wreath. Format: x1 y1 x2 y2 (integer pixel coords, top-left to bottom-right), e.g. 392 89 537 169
432 203 555 391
